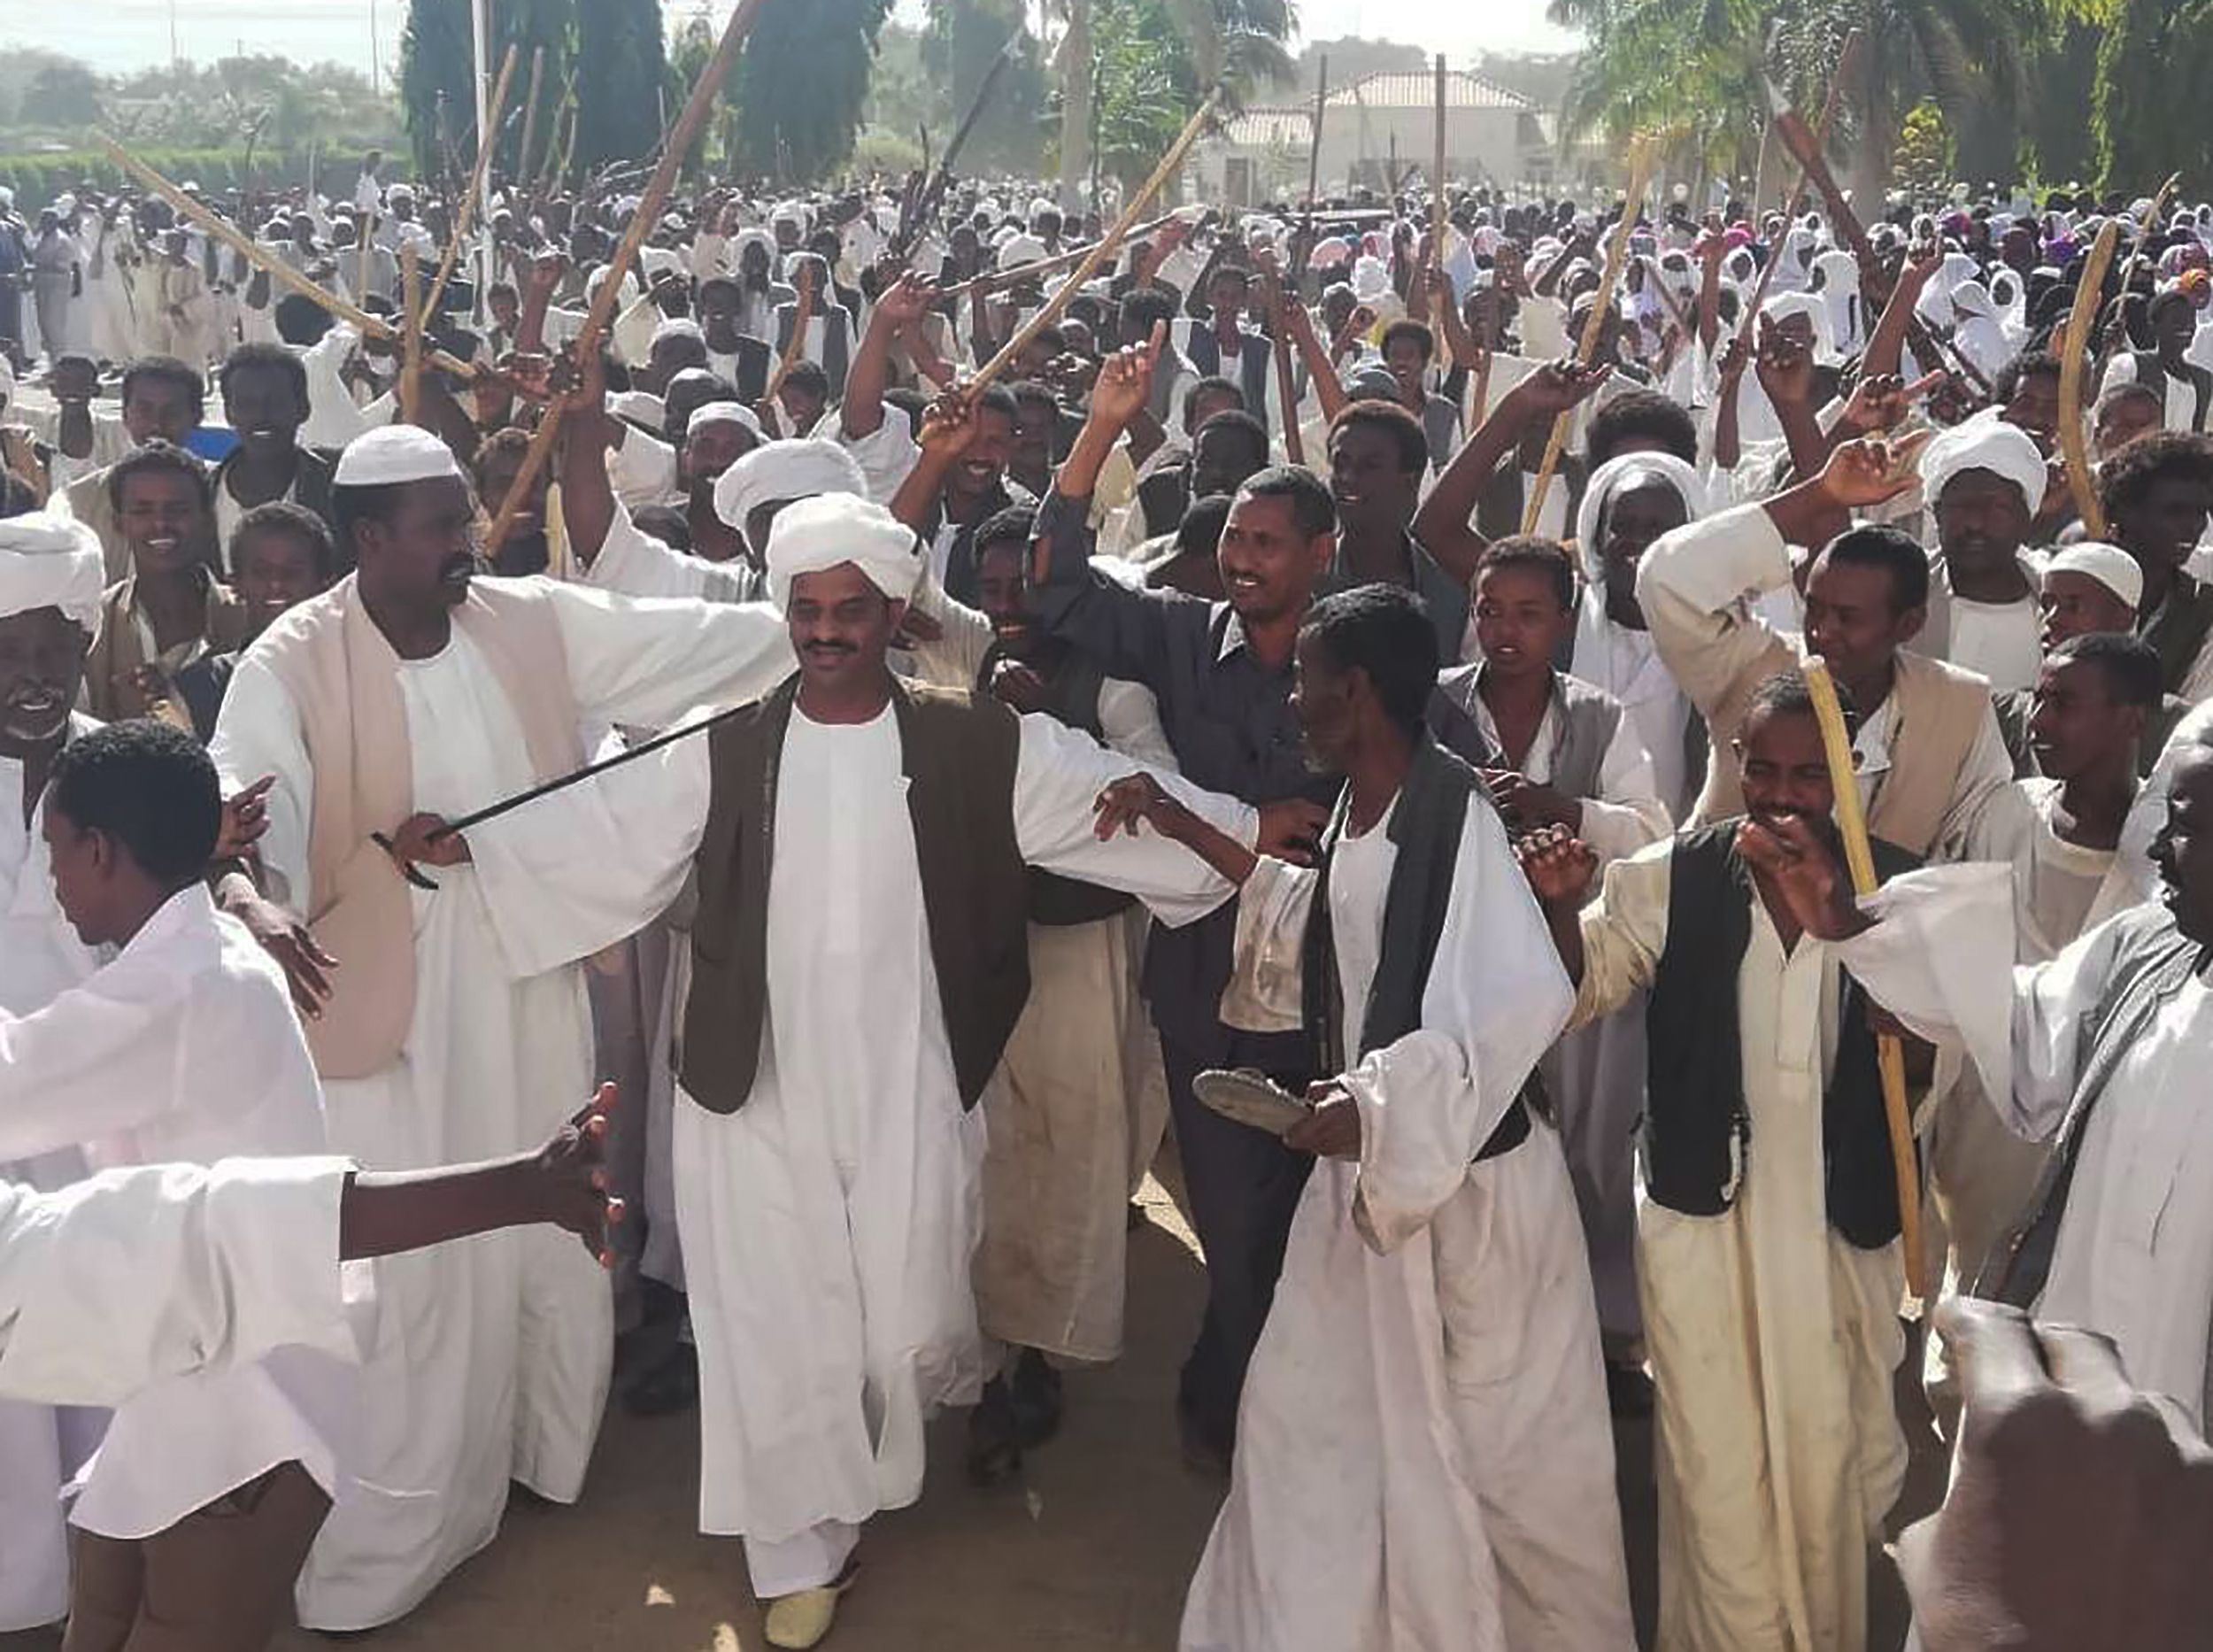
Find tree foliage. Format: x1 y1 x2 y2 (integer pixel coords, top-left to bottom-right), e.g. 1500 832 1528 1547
575 0 669 172
919 0 1053 174
734 0 896 182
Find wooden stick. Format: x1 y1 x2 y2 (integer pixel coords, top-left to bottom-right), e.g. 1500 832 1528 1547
517 47 548 191
1304 54 1329 210
2058 219 2120 537
1801 655 1926 1301
1735 35 1860 361
1523 142 1651 533
419 42 519 329
1272 320 1304 467
95 133 479 379
761 277 816 421
937 216 1176 300
401 243 424 423
970 91 1222 396
1430 55 1447 274
483 0 772 558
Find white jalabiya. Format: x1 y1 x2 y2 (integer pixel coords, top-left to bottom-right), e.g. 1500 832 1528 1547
535 699 1249 1597
0 1159 364 1410
1915 782 2133 1399
0 716 104 1633
0 885 346 1540
212 580 793 1629
1471 688 1671 1344
1183 794 1634 1652
1840 865 2213 1431
1942 590 2043 693
1573 842 1907 1652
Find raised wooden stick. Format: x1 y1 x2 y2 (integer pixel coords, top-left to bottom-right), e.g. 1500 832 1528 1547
937 216 1176 300
760 275 817 421
484 0 771 557
1801 655 1926 1300
401 243 424 423
96 134 480 379
516 47 548 193
1523 142 1651 533
419 42 519 328
969 91 1222 396
2058 219 2120 537
1733 33 1861 362
1430 55 1447 274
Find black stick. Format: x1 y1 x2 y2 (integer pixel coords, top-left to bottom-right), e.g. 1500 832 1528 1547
422 703 749 845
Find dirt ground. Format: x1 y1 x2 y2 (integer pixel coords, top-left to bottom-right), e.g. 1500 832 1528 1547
2 1170 1941 1651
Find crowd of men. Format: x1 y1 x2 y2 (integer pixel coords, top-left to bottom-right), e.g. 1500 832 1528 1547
3 141 2213 1652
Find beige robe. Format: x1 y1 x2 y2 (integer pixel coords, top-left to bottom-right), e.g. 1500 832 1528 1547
1574 841 1907 1652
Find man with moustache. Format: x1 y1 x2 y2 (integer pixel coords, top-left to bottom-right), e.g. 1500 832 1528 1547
208 419 799 1630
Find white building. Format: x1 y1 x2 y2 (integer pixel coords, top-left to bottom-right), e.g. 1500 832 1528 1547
1191 68 1558 207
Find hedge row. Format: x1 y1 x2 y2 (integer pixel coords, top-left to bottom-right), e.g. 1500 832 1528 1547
0 148 362 211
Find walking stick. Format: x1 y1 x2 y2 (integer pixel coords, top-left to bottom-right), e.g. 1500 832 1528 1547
418 42 519 329
482 0 775 560
1802 655 1927 1300
2057 220 2120 537
1523 142 1651 533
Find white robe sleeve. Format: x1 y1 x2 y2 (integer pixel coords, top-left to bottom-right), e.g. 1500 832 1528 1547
899 569 994 690
542 578 793 730
1575 711 1671 865
209 651 317 916
1567 838 1673 1030
1010 712 1253 927
574 499 757 603
462 712 717 981
2120 701 2213 898
1635 502 1800 722
838 402 922 506
1098 677 1179 772
1342 796 1576 1253
606 428 680 511
0 1158 362 1408
1836 861 2102 1144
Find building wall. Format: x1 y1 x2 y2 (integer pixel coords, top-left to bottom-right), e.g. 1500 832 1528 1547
1195 105 1543 206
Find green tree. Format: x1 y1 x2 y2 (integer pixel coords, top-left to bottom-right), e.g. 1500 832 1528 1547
20 59 103 128
921 0 1051 176
574 0 667 172
2094 0 2213 191
401 1 578 186
733 0 896 181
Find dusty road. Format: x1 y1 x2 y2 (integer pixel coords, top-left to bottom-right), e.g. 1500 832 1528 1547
3 1170 1937 1650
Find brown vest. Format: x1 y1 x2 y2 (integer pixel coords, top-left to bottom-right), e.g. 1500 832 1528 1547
679 675 1032 1115
251 575 584 1078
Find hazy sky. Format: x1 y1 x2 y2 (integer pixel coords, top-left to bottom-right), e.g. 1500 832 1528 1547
0 0 1579 80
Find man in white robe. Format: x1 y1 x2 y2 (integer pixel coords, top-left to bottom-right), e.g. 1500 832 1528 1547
208 424 797 1629
0 510 106 1634
1120 583 1633 1652
1752 722 2213 1436
1519 671 1917 1652
536 491 1258 1650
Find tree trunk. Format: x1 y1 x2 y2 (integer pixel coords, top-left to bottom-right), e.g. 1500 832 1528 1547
1059 0 1093 212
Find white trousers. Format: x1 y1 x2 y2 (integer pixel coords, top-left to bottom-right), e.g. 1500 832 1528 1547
745 1518 860 1598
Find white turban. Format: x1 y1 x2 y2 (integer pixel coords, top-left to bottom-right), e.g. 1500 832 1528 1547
1573 452 1709 594
763 492 921 611
2045 541 2144 612
333 424 466 488
997 235 1047 272
713 438 867 532
651 317 706 348
0 513 105 632
686 400 763 441
1918 419 2047 519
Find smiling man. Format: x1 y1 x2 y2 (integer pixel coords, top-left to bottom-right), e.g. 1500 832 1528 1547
2099 431 2213 699
212 344 338 573
207 420 798 1632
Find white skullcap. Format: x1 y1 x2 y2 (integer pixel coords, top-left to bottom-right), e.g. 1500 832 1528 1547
998 234 1048 271
713 437 867 532
651 317 706 347
2045 541 2144 612
333 424 467 489
687 400 763 441
1917 419 2047 519
763 491 921 611
0 512 105 631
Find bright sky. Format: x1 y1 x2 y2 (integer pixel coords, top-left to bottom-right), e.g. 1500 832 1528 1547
1 0 1580 79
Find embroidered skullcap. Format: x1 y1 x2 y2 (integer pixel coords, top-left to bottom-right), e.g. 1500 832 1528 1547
2045 542 2144 612
713 437 867 532
0 512 104 631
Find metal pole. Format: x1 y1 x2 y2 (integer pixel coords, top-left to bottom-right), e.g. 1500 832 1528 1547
473 0 496 323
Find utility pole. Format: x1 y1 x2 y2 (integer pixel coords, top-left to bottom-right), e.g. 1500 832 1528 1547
370 0 381 98
473 0 496 320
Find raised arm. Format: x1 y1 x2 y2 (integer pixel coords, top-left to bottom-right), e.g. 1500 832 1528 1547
842 271 934 441
1413 359 1609 587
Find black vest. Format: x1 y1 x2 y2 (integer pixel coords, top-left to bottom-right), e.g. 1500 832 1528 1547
2140 574 2213 695
1299 738 1531 1162
1642 823 1918 1248
1184 325 1275 436
975 642 1138 928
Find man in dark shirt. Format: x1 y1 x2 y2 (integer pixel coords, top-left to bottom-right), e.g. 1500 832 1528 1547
1030 342 1334 1470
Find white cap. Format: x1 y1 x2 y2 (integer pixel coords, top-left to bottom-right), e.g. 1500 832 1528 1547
0 513 105 631
713 437 867 532
2045 541 2145 611
333 425 467 488
763 491 921 611
686 400 763 441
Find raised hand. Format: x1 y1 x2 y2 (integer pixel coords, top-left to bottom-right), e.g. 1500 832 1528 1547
1515 822 1596 907
1816 430 1932 509
916 390 983 460
1731 813 1865 940
215 775 274 864
1256 797 1330 866
871 269 937 333
1754 319 1816 407
1839 372 1910 436
1509 358 1613 418
1086 324 1162 429
1092 772 1180 840
231 891 338 1020
1483 770 1582 833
